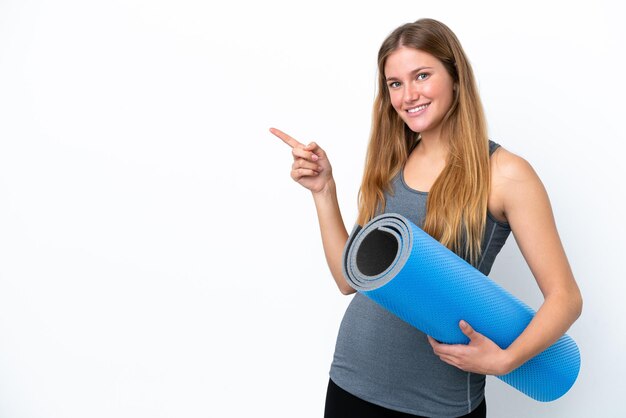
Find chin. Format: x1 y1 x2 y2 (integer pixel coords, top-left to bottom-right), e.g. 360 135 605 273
404 121 429 133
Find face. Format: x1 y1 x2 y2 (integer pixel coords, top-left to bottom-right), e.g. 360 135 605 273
384 46 455 137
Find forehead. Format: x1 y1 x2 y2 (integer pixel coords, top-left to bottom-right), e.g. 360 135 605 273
384 47 442 77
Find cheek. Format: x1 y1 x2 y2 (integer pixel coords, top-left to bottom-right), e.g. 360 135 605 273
389 91 403 112
427 82 454 105
421 83 438 99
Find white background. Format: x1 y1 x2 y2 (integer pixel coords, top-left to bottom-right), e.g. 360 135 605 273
0 0 624 417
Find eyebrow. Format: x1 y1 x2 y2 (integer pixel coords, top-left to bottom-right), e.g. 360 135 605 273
385 66 434 81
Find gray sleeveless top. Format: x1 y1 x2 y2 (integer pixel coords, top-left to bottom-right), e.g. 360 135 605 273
329 141 511 417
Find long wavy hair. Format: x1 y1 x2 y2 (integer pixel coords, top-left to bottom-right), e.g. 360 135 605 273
357 18 490 264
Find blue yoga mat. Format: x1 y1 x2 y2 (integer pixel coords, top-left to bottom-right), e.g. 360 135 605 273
342 213 580 402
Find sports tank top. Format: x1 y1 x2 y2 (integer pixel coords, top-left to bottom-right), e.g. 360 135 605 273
329 141 511 417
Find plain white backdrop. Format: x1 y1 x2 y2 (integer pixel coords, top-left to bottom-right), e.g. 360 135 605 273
0 0 624 416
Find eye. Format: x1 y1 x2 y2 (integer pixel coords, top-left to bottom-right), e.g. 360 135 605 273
388 81 401 89
417 73 430 80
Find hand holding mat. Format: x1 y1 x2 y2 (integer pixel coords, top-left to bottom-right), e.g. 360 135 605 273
342 213 580 402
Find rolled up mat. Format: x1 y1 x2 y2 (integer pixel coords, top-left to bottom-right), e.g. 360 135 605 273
342 213 580 402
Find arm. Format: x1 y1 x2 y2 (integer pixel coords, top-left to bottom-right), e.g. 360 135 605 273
270 128 355 295
494 149 582 372
311 179 354 294
429 148 582 375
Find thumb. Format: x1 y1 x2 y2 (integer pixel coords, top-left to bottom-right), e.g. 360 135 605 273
305 142 325 158
459 320 478 341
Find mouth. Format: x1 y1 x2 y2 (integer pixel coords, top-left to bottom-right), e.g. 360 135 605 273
406 103 430 114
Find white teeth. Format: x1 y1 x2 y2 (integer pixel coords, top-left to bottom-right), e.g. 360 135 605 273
408 104 429 113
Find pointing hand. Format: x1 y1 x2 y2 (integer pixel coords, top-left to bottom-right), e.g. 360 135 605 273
270 127 333 193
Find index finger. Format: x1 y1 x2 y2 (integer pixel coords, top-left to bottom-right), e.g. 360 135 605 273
269 127 304 149
427 335 441 348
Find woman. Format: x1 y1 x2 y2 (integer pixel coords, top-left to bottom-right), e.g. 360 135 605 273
270 18 582 418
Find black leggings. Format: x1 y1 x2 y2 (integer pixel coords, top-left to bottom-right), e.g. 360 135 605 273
324 379 487 418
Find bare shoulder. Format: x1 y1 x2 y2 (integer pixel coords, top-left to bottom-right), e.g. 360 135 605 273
491 146 539 184
489 146 546 223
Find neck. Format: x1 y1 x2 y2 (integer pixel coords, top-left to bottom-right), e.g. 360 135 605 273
415 126 449 159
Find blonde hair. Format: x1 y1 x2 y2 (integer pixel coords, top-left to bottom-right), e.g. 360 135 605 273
357 18 490 264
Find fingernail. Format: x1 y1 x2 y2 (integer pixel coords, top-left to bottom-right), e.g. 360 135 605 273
460 320 467 328
311 154 319 161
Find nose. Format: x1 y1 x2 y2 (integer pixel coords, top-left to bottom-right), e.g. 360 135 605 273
403 82 419 104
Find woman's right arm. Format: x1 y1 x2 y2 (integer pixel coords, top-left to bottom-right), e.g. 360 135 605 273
270 128 355 295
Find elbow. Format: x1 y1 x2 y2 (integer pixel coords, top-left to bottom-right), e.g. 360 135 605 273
339 284 356 296
338 282 356 295
335 271 356 295
545 283 583 325
562 284 583 323
568 277 583 320
573 288 583 320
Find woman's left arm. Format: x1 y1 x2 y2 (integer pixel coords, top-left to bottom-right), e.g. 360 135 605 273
429 149 583 375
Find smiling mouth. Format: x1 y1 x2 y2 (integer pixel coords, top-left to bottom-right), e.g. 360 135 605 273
407 103 430 113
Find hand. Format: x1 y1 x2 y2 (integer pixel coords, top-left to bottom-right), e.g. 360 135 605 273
427 320 514 375
269 127 333 194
